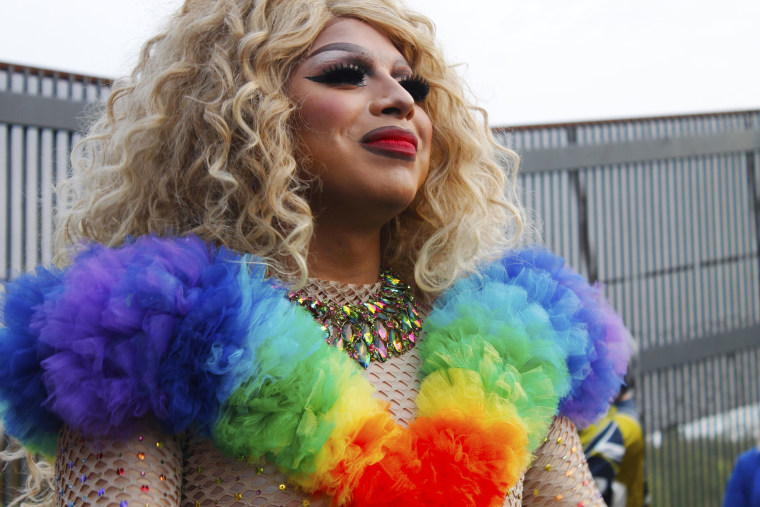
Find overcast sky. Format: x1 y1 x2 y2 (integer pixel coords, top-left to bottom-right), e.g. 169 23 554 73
2 0 758 126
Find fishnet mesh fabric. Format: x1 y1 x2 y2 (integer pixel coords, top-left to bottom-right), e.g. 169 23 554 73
53 279 601 506
522 416 604 506
55 424 182 506
301 278 383 305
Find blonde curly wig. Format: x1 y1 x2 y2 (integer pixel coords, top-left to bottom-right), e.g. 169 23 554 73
57 0 524 292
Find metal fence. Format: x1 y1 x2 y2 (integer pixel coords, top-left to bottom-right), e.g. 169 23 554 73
0 62 111 281
2 60 759 505
498 112 760 506
0 61 112 504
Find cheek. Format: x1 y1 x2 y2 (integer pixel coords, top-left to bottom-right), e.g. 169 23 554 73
417 108 433 145
416 110 433 178
298 94 355 135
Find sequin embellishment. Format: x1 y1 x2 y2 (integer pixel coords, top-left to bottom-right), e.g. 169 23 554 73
288 267 421 368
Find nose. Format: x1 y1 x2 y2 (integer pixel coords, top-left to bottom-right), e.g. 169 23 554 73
369 76 415 120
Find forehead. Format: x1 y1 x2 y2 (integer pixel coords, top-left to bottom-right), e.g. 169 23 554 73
309 18 408 65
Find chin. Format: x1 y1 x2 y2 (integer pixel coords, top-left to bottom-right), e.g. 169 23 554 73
377 184 422 212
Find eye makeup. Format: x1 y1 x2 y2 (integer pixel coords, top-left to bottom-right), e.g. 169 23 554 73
306 62 371 87
398 75 430 103
305 56 430 103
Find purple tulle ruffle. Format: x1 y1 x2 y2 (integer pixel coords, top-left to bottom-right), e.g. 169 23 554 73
37 235 252 437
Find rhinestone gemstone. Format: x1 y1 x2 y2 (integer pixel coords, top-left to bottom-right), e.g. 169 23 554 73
361 323 373 345
392 330 403 352
342 323 354 344
354 340 370 368
288 267 421 367
377 339 388 359
376 322 388 341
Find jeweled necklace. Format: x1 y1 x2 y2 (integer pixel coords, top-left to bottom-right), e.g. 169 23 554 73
287 267 422 368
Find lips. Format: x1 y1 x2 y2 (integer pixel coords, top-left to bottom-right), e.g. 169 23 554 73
360 127 418 160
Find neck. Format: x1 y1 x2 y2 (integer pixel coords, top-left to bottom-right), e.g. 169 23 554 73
308 220 383 285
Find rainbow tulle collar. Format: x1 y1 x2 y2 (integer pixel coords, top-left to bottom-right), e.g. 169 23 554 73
0 236 629 506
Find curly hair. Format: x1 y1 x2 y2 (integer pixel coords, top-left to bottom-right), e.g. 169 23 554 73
57 0 524 292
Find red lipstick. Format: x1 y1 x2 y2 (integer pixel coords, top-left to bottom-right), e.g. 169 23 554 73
360 127 418 160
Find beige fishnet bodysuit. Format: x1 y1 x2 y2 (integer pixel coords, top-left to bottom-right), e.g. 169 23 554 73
55 279 603 506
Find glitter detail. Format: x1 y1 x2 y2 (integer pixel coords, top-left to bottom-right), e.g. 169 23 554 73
278 483 287 491
80 474 86 483
115 467 125 476
234 493 243 501
98 489 105 496
137 452 146 460
256 490 261 495
544 464 552 471
156 441 164 449
302 501 311 506
555 494 564 501
533 489 540 496
557 437 563 444
141 471 146 476
255 466 264 475
571 446 577 453
160 474 166 482
288 267 421 368
120 502 128 507
139 435 143 441
141 485 150 492
216 477 223 485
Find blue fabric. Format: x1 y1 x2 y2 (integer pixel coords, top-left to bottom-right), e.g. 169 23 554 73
724 448 760 507
0 267 63 455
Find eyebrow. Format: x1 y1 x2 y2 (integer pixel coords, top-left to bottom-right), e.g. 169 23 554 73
308 42 371 59
306 42 410 68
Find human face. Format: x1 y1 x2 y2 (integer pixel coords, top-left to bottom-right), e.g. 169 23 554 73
288 18 433 223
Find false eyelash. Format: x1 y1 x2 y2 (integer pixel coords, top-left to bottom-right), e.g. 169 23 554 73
306 63 369 86
398 75 430 103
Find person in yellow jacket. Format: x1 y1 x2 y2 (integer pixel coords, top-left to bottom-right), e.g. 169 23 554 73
580 342 647 507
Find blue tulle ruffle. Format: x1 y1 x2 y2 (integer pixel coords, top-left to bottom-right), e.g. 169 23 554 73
0 267 64 455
